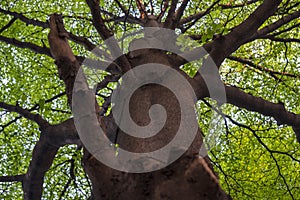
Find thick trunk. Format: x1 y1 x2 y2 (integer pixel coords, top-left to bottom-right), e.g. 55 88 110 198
84 151 230 200
83 82 230 200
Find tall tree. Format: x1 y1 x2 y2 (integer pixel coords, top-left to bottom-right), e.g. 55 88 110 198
0 0 299 199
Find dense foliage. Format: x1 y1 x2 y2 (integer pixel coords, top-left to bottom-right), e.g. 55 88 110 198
0 0 299 199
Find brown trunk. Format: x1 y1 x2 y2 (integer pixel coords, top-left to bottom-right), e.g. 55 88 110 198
82 50 231 200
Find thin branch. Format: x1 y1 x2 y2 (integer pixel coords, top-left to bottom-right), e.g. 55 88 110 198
86 0 132 73
0 175 24 182
68 33 112 60
135 0 147 19
0 92 65 131
268 23 300 37
261 35 300 43
158 0 169 22
206 100 296 199
219 0 259 9
0 102 49 128
0 8 48 28
0 8 115 58
184 0 282 68
0 35 51 56
114 0 128 14
180 0 221 30
227 55 299 79
0 17 17 34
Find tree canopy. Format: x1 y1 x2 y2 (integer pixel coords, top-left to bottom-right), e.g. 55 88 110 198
0 0 299 199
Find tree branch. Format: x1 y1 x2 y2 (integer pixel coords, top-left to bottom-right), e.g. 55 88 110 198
171 0 189 29
210 0 283 67
0 102 49 128
263 35 300 43
0 35 51 56
157 0 169 22
227 55 299 79
219 0 259 9
251 10 300 40
114 0 128 15
163 0 178 28
0 92 65 132
180 0 221 32
180 0 282 68
135 0 147 19
0 175 24 182
0 17 17 34
23 118 80 200
86 0 131 73
0 8 112 59
0 8 48 28
225 86 300 142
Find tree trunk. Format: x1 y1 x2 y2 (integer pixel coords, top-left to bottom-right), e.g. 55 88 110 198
82 51 231 200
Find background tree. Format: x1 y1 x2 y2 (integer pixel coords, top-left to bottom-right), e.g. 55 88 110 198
0 0 299 199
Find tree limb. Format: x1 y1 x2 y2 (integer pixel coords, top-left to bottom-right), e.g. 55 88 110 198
182 0 282 68
163 0 178 28
250 10 300 41
157 0 169 22
210 0 283 67
0 102 49 128
135 0 147 19
225 86 300 142
86 0 132 73
0 8 48 28
0 175 24 182
0 17 17 34
227 55 299 79
0 35 51 56
180 0 221 32
0 92 65 132
263 35 300 43
219 0 259 9
171 0 189 29
23 118 80 200
114 0 128 15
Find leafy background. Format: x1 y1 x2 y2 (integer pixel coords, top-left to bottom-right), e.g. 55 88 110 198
0 0 299 199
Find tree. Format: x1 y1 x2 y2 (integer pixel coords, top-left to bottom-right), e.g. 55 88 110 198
0 0 299 199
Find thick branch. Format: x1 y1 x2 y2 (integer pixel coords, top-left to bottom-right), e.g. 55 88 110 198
163 0 178 28
209 0 282 66
171 0 189 29
180 0 282 68
0 102 49 128
23 119 80 200
225 86 300 142
263 35 300 43
250 10 300 40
